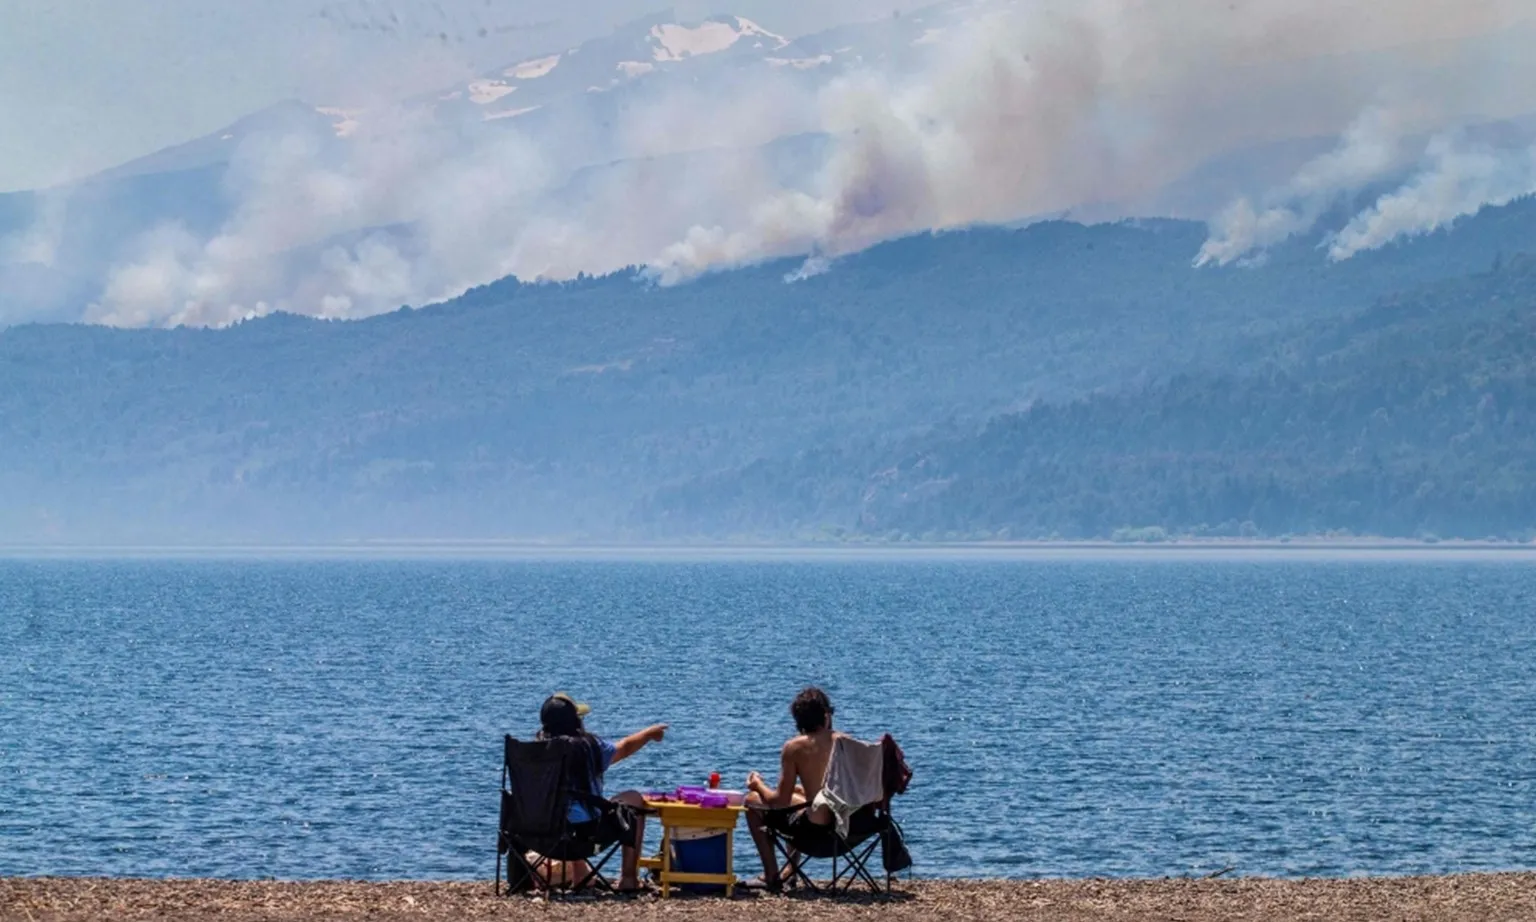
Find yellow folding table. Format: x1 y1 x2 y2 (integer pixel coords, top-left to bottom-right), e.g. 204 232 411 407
638 800 746 898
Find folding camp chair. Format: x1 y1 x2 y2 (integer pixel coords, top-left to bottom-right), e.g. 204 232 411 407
495 735 637 895
761 801 900 893
757 734 912 894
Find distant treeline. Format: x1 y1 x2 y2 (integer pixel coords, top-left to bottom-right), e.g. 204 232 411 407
643 252 1536 541
1 198 1535 543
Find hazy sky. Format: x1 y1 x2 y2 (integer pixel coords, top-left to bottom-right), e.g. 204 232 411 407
0 0 923 192
5 0 1535 328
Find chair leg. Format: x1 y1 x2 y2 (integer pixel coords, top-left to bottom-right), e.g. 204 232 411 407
770 833 818 892
830 840 851 891
834 837 884 894
503 848 551 896
768 830 896 895
851 855 884 893
572 841 623 892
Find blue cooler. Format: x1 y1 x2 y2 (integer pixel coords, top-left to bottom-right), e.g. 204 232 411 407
669 828 729 894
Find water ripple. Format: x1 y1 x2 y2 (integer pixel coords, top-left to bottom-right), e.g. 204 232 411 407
3 559 1536 879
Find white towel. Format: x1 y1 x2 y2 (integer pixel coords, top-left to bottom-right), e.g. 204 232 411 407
812 736 885 838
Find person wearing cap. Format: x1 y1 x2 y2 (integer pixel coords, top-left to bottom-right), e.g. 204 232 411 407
537 693 667 892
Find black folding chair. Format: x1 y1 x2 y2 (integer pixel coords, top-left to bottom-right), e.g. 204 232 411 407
761 802 902 893
758 733 912 895
495 735 636 895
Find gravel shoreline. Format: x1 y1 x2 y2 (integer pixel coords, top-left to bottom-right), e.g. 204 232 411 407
6 874 1536 921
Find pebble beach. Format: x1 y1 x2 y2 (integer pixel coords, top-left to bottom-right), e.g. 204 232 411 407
7 874 1536 922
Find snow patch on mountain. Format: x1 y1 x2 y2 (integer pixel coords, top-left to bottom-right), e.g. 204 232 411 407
505 54 561 80
483 105 541 121
767 55 833 70
467 80 517 105
648 17 786 63
735 17 786 46
315 107 362 138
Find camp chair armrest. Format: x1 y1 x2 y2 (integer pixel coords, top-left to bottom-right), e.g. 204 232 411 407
755 802 810 818
567 789 607 809
567 789 657 817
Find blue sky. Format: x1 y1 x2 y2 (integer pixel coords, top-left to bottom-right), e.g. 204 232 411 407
0 0 919 192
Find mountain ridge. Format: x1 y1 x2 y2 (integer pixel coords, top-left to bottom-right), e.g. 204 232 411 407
644 240 1536 541
3 196 1534 544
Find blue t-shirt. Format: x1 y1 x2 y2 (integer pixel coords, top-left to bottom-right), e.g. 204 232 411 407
569 736 617 824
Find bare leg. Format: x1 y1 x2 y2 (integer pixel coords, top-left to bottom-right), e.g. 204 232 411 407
745 795 779 885
534 855 591 889
745 791 807 887
612 790 647 889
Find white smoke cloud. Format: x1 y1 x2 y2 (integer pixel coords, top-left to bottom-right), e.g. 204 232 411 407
648 7 1129 283
1195 108 1409 267
642 6 1148 284
653 1 1536 282
1328 134 1536 260
77 0 1536 326
89 108 554 327
87 60 843 325
1199 114 1536 267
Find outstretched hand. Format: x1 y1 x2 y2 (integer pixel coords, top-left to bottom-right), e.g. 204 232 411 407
613 723 670 764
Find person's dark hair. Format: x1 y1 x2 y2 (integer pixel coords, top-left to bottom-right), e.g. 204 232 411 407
538 696 604 787
540 695 585 738
791 687 834 734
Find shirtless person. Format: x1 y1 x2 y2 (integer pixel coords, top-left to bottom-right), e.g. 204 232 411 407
743 687 843 890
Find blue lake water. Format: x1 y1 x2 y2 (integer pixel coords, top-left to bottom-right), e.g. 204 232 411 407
3 556 1536 881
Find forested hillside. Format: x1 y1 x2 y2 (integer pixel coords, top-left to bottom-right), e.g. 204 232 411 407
1 199 1533 543
645 250 1536 540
